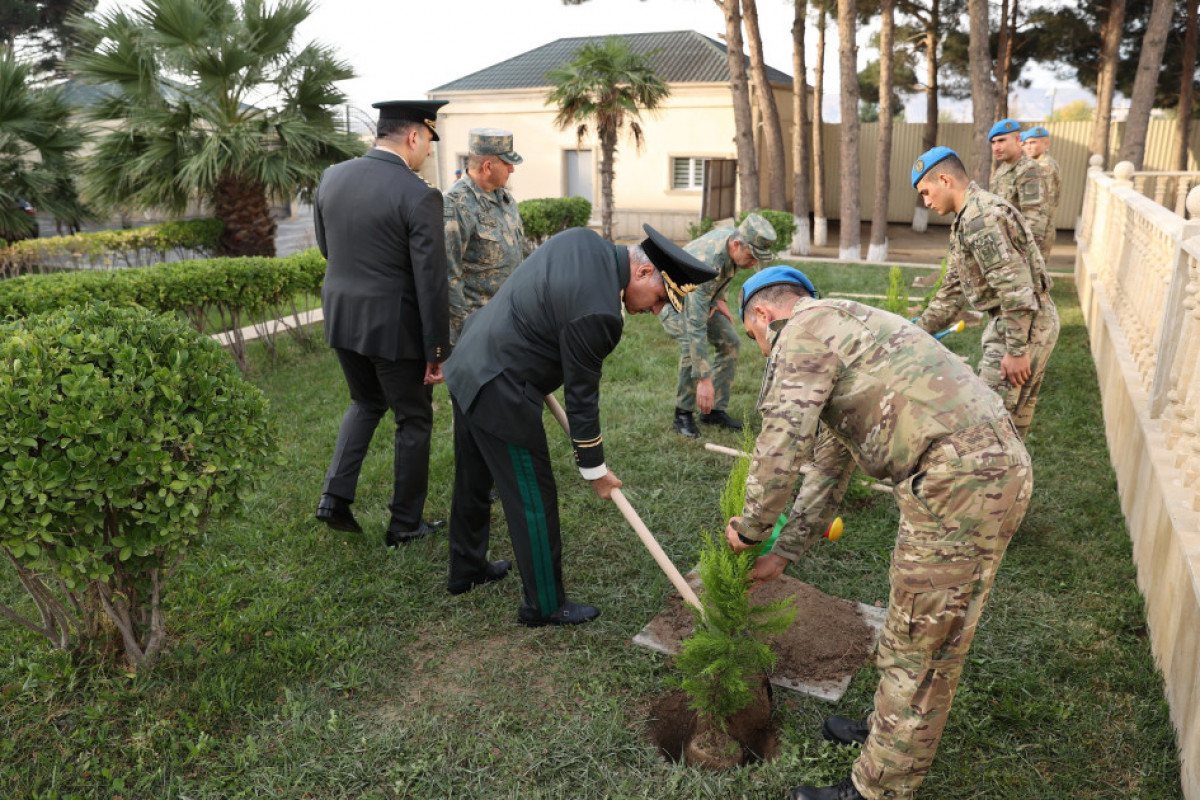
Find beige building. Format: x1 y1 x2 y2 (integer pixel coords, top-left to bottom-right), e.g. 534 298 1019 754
425 30 795 241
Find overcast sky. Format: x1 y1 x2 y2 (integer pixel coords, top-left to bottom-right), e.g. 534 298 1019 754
94 0 1095 123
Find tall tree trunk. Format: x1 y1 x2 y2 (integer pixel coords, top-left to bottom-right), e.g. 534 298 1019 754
1119 0 1175 169
599 127 617 241
1175 0 1198 171
1090 0 1127 166
813 3 828 245
994 0 1017 118
716 0 761 214
837 0 861 260
791 0 813 255
913 0 940 233
868 0 895 261
744 0 788 210
967 0 996 185
214 173 276 257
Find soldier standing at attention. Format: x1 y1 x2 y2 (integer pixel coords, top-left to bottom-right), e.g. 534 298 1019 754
661 214 776 437
913 147 1059 439
314 100 451 546
1021 125 1062 257
443 128 533 344
988 118 1052 256
725 267 1033 800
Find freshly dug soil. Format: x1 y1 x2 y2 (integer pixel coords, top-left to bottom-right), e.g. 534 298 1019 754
647 675 778 765
643 574 876 685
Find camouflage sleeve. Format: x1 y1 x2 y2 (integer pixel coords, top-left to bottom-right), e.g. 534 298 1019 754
771 427 856 563
917 258 965 334
967 212 1037 357
443 196 471 346
734 327 840 543
682 281 716 379
1017 168 1049 244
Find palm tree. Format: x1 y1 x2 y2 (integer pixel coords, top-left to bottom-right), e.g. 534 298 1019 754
547 37 669 242
0 48 86 242
67 0 364 257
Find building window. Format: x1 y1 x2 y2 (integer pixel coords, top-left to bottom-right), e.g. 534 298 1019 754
672 157 705 190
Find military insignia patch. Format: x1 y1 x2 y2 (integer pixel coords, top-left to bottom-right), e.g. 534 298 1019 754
914 159 925 173
972 232 1004 270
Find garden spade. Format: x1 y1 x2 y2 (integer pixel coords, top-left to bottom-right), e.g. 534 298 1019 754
543 394 702 611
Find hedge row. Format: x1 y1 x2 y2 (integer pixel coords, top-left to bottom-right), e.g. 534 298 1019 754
518 197 592 244
0 248 328 371
0 218 224 277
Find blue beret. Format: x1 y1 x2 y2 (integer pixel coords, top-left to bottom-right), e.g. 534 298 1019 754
911 146 958 189
1021 126 1049 142
739 266 818 319
988 118 1021 141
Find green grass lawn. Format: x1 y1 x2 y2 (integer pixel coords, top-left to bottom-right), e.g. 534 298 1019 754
0 264 1181 799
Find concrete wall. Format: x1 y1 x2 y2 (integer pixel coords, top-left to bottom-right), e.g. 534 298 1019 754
1075 164 1200 800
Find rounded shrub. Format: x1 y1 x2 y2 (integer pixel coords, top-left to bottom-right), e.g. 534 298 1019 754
0 303 275 665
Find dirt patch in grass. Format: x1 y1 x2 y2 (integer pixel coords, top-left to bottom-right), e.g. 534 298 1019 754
643 575 876 685
647 676 779 766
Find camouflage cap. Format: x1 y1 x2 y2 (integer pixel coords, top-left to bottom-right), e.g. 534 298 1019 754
988 118 1021 141
1021 125 1049 142
469 128 523 165
736 213 777 265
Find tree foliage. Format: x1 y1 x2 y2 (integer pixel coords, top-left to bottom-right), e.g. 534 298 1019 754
66 0 365 257
0 0 96 79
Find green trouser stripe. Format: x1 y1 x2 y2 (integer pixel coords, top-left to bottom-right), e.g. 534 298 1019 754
508 444 557 614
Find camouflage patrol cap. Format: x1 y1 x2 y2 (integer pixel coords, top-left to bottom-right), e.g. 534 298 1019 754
736 213 777 265
988 118 1021 141
640 224 719 313
469 128 523 165
1021 125 1049 142
912 146 958 188
739 266 818 320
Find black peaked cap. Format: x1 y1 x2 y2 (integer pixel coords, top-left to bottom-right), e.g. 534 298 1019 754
372 99 449 141
639 224 718 312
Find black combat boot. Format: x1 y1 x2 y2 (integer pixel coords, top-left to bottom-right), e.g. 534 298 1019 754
789 776 866 800
699 409 743 430
672 408 700 438
822 715 870 746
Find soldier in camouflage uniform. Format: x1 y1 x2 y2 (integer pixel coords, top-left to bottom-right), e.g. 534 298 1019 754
659 214 776 437
1021 126 1062 256
913 147 1059 439
725 266 1033 800
988 118 1052 256
443 128 533 345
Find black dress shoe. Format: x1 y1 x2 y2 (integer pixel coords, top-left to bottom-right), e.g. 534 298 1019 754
384 519 444 547
316 494 362 534
699 409 744 430
448 559 512 595
517 600 600 627
672 408 700 438
822 715 870 746
790 776 865 800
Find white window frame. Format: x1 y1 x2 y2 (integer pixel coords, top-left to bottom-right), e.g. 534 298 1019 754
671 156 706 191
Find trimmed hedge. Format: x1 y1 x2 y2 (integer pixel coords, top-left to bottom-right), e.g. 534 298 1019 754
0 247 328 371
0 303 275 665
0 218 224 277
518 197 592 245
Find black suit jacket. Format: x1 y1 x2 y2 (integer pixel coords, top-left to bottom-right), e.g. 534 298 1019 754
443 228 628 470
315 148 450 363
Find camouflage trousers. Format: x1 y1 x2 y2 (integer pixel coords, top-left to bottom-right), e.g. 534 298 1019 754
852 417 1033 800
658 306 740 413
978 293 1059 438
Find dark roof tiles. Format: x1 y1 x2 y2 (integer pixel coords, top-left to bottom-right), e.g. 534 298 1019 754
430 30 791 93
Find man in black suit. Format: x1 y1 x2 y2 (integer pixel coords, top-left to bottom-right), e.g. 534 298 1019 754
443 225 718 626
314 99 452 547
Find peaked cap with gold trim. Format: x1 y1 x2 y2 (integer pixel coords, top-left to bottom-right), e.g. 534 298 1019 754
372 99 448 141
639 224 719 312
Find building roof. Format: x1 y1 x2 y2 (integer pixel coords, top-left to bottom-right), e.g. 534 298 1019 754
430 30 791 93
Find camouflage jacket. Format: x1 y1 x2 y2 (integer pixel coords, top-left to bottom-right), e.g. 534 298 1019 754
443 176 533 345
1032 152 1062 228
917 182 1052 358
658 226 736 379
734 297 1008 562
990 153 1050 248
